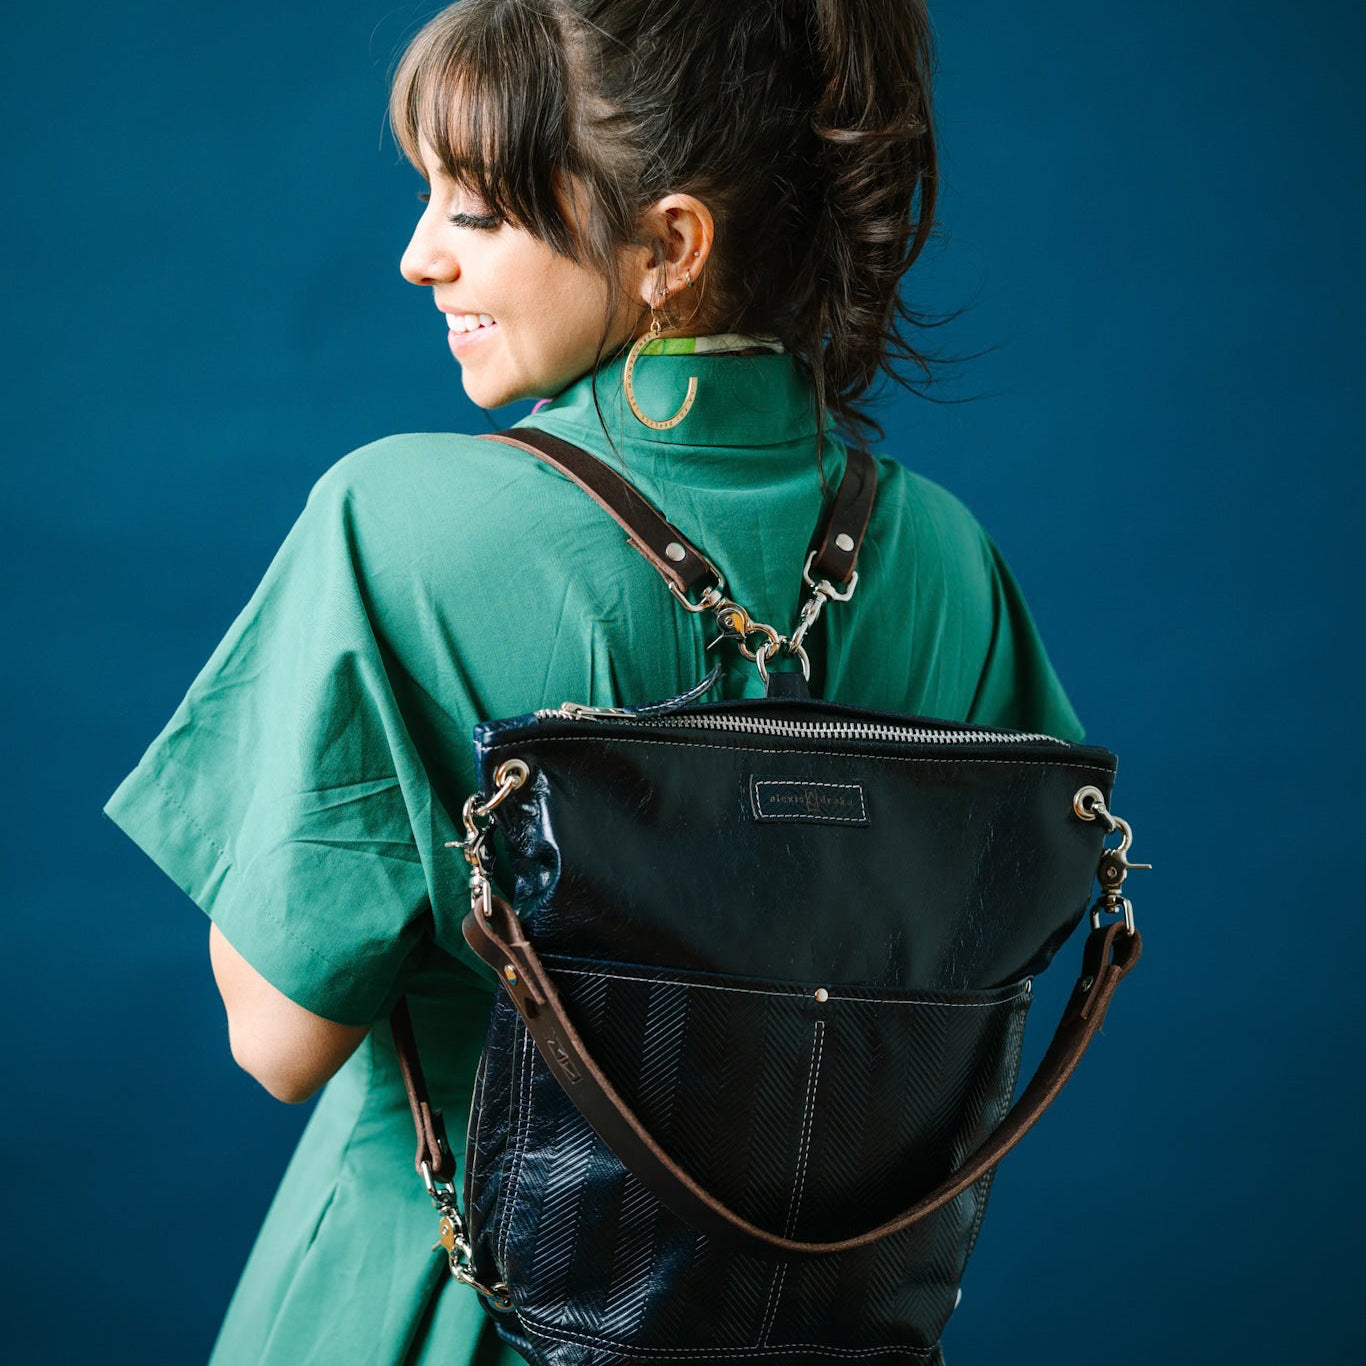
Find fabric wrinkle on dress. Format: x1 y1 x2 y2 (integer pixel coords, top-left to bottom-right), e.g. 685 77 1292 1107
104 340 1082 1365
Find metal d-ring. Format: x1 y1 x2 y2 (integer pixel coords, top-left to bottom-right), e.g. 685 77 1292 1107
801 550 859 601
754 638 812 685
452 1265 516 1313
1072 785 1116 829
420 1160 453 1198
667 579 727 615
482 759 529 814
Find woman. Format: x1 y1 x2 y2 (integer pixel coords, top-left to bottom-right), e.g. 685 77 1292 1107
105 1 1083 1361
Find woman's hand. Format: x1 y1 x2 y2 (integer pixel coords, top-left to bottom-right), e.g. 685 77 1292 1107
208 923 370 1103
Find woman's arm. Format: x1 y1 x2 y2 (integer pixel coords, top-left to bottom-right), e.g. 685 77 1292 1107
208 923 370 1104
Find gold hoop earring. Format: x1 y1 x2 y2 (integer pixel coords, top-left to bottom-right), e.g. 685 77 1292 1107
623 292 698 430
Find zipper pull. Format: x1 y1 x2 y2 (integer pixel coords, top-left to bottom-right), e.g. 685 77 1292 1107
558 701 637 720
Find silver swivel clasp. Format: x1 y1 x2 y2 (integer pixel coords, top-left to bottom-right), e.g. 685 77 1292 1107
445 758 529 919
1073 786 1150 935
422 1162 515 1313
670 551 860 685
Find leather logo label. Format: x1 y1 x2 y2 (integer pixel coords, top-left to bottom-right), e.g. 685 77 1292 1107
750 778 869 825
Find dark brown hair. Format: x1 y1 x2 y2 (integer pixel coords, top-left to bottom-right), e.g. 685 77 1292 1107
389 0 944 472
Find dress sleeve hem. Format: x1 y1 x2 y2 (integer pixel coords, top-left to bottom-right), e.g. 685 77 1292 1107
103 768 402 1027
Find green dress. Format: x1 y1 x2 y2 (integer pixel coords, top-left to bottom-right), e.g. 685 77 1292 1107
104 344 1082 1365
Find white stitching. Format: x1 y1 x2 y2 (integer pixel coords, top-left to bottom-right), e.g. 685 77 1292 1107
510 1028 536 1263
497 1026 534 1272
755 779 869 795
464 1050 490 1213
494 1027 524 1270
490 732 1112 779
966 993 1031 1255
758 1019 826 1346
516 1312 941 1358
750 779 869 825
553 966 1031 1010
788 1021 825 1237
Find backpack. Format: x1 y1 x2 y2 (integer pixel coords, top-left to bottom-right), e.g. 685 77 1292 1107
390 427 1144 1365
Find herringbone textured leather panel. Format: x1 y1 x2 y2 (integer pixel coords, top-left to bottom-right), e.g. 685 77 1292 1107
466 954 1030 1362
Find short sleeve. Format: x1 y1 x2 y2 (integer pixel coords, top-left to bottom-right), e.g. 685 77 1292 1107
104 460 438 1026
965 532 1086 741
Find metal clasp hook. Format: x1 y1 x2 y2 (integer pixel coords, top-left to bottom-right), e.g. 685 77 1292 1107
787 551 860 656
422 1166 516 1313
800 550 859 600
445 759 530 910
708 600 784 662
1073 786 1150 934
669 552 858 687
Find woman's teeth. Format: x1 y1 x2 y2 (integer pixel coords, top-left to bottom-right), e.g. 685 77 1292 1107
448 313 495 333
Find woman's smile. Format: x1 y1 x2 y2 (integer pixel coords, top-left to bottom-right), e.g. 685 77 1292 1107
441 308 499 355
401 139 645 408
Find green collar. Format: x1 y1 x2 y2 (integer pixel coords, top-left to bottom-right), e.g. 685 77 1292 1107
513 347 826 452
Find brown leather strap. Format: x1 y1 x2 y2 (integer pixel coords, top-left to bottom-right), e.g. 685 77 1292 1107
480 427 878 597
809 444 878 586
480 428 719 598
390 996 456 1184
456 897 1140 1258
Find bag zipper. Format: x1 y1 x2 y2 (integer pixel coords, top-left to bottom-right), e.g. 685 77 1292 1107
535 703 1065 746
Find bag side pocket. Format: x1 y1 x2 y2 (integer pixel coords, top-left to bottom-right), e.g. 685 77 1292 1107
471 954 1032 1360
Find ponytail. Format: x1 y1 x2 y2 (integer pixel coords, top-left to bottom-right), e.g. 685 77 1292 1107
802 0 941 463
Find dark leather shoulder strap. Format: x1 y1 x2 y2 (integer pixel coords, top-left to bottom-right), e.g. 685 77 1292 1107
390 996 456 1184
809 444 877 586
479 428 718 598
451 899 1139 1258
480 427 877 596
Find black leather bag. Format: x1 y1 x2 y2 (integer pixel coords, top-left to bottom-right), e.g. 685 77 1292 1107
390 429 1144 1366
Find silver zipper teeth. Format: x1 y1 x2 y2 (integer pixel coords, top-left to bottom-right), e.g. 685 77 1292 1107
535 708 1063 746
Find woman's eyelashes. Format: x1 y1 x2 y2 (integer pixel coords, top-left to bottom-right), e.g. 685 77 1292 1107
415 190 499 230
447 211 500 230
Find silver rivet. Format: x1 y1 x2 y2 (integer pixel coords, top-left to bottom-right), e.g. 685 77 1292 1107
835 533 855 553
665 542 687 563
814 987 829 1003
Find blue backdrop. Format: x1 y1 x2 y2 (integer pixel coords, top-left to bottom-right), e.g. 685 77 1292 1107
5 1 1362 1361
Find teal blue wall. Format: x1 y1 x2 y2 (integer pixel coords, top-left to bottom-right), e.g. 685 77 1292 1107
4 2 1360 1359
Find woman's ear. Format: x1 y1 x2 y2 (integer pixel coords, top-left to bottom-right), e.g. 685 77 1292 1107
631 194 715 310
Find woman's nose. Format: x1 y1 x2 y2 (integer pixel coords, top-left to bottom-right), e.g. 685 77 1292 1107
400 217 457 287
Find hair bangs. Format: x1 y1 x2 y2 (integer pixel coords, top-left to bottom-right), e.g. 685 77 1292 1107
388 0 579 258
